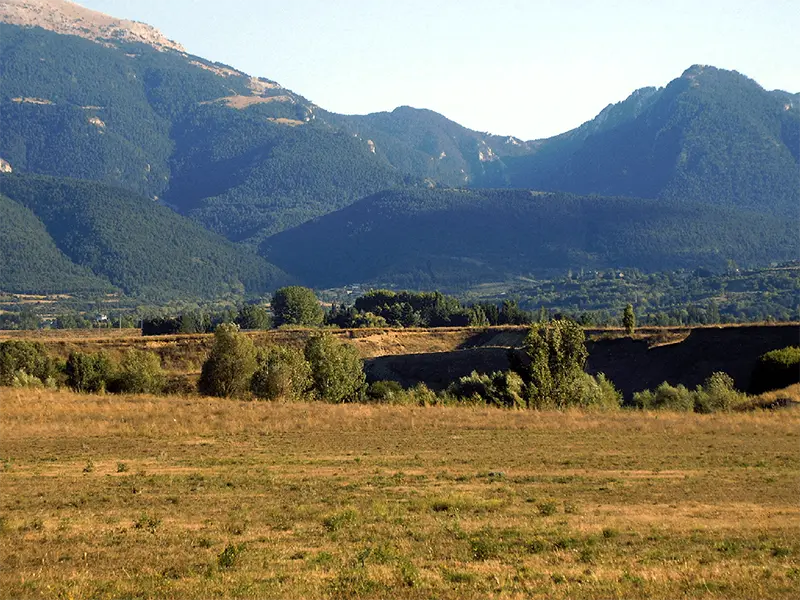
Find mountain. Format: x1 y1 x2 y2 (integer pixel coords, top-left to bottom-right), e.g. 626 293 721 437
262 188 798 288
502 66 800 215
0 0 797 296
0 191 111 293
0 173 288 298
0 3 548 244
0 0 184 51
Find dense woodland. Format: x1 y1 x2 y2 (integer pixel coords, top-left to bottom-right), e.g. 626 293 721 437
0 174 287 299
0 22 798 307
263 188 797 288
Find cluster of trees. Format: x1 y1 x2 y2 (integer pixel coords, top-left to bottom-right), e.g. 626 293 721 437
198 324 365 402
0 340 166 394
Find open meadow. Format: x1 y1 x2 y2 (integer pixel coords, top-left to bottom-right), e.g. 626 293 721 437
1 388 798 599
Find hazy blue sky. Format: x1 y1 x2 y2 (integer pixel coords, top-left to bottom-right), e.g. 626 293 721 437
77 0 799 139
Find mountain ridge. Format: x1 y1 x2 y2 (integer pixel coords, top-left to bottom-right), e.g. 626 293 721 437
0 2 797 296
0 0 185 52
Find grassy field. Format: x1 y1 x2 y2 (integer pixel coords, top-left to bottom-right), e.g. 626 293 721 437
1 389 798 599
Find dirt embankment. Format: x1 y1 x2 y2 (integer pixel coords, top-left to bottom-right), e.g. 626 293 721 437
365 325 800 396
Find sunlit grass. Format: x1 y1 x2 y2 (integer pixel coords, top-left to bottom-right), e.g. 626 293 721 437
1 389 798 599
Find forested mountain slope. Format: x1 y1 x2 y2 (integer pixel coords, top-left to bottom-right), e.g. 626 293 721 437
0 191 112 293
502 66 800 215
0 17 515 243
0 174 288 298
263 187 797 288
1 1 797 295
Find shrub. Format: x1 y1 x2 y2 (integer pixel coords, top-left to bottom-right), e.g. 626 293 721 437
365 380 405 403
11 370 45 388
66 351 116 393
653 382 694 411
406 382 438 406
251 346 312 400
571 372 623 410
304 333 366 403
749 346 800 394
198 323 257 398
694 372 746 412
634 372 746 413
110 349 166 394
0 341 57 387
447 370 525 408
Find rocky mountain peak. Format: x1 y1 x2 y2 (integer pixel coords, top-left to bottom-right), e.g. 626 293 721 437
0 0 185 52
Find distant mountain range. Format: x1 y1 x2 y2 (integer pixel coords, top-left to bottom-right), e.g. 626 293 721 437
0 0 797 298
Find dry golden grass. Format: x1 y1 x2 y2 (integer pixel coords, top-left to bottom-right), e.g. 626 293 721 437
1 388 798 599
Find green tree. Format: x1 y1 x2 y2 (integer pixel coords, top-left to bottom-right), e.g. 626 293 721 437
251 346 312 400
0 340 57 386
111 349 166 395
272 287 324 327
303 333 366 403
237 304 272 330
623 303 636 335
198 323 257 397
522 319 589 409
66 351 116 393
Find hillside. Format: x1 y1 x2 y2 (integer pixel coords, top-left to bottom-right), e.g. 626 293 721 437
502 66 800 215
262 187 797 288
0 192 112 293
0 1 797 296
0 0 184 51
0 15 514 243
0 173 288 299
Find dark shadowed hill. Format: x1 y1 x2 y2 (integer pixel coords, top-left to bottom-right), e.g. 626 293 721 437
0 173 289 299
262 187 797 288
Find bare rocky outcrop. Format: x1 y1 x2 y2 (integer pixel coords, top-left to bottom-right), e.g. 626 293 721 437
0 0 185 52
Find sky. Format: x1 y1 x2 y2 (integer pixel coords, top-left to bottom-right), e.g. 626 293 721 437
76 0 800 140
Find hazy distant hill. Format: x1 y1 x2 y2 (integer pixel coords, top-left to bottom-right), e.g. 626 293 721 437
502 66 800 215
0 174 288 298
262 187 797 288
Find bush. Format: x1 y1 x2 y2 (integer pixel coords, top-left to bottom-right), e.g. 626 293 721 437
110 349 166 394
251 346 312 400
304 333 366 403
694 372 746 413
0 340 57 387
749 346 800 394
447 370 525 408
198 323 257 398
406 382 438 406
66 351 116 393
634 372 746 413
11 370 52 389
365 380 405 403
571 372 623 410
